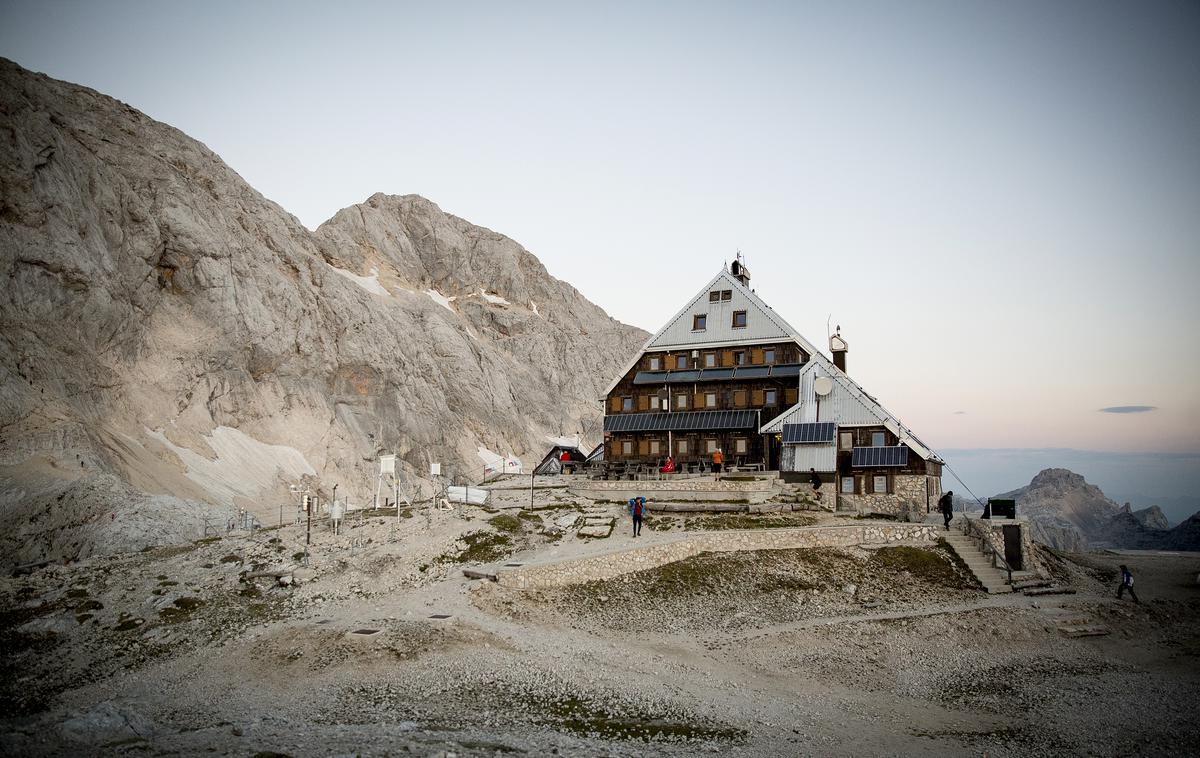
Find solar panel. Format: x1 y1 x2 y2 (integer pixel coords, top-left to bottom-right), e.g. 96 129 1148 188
851 446 909 467
781 422 836 444
771 364 803 378
603 410 758 433
632 371 668 385
735 366 770 379
665 370 701 383
699 368 735 381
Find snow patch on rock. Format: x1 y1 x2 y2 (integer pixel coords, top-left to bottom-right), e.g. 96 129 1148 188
530 301 540 316
478 289 510 305
145 427 316 507
477 446 523 475
425 289 456 311
330 265 390 297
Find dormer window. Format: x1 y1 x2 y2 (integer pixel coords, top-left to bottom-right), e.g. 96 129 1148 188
692 314 707 331
732 310 747 328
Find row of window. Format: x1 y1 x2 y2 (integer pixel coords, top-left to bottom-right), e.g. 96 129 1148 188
619 386 792 411
841 474 891 495
840 431 888 449
708 289 733 302
618 437 751 456
649 347 777 371
693 310 746 331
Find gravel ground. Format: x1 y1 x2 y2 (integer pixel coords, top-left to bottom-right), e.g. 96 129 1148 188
2 505 1198 757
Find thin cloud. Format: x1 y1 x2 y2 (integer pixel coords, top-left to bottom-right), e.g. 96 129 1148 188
1099 406 1157 414
953 411 967 415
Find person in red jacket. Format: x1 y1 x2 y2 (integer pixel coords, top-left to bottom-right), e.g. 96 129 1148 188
660 456 676 474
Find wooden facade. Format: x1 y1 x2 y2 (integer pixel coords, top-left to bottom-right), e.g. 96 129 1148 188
603 339 809 468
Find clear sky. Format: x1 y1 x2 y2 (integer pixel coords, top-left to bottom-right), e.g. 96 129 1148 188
2 1 1198 481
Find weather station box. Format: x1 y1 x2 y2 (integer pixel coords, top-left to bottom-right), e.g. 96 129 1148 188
985 498 1017 519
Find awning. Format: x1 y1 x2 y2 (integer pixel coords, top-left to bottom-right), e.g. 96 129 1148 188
781 422 836 444
603 410 759 433
851 446 909 467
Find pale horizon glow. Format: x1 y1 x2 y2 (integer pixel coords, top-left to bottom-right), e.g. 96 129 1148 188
2 1 1197 468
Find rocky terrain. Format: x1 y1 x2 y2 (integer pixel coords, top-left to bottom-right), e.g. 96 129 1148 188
0 58 646 566
2 489 1198 757
995 468 1198 551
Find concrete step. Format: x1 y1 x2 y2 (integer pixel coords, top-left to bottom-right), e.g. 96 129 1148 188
1024 585 1076 597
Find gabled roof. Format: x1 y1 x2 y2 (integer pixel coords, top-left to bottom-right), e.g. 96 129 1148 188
759 361 941 463
601 266 824 397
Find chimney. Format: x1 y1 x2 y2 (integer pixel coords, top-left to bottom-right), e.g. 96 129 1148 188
830 326 848 373
730 252 751 287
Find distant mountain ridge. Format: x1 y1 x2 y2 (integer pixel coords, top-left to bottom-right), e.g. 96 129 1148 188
995 468 1198 552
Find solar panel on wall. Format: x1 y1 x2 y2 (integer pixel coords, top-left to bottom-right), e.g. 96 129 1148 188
603 410 758 433
851 446 909 467
734 366 770 379
781 422 836 444
770 364 803 378
632 371 668 385
666 370 702 383
699 368 735 381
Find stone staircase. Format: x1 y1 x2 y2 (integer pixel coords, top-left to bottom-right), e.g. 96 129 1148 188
942 531 1012 594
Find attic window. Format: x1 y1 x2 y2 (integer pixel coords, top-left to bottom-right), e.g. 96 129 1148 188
732 310 747 328
871 431 886 447
721 290 732 301
709 291 720 302
649 356 661 371
693 314 707 331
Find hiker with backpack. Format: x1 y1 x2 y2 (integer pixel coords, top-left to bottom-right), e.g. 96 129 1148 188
629 496 647 537
1117 564 1140 603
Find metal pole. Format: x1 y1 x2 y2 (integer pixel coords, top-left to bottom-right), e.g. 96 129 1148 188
530 471 534 509
305 495 312 546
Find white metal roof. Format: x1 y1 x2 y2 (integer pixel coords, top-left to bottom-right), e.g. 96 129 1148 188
760 361 942 463
600 266 824 397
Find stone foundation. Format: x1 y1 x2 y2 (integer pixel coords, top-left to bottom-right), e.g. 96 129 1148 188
495 522 941 589
568 478 776 504
837 474 937 518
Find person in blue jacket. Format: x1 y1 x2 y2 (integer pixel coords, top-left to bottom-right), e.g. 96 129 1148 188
629 496 648 537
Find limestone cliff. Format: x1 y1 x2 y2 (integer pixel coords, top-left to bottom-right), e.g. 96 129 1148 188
0 59 645 564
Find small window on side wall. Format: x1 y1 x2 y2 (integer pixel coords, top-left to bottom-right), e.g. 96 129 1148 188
704 353 717 368
839 432 854 450
763 348 775 364
649 439 661 454
622 440 633 455
840 476 855 494
735 438 747 454
765 389 777 405
693 314 707 331
721 290 732 301
705 392 717 408
677 439 689 455
871 431 886 447
649 356 661 371
732 310 747 328
676 393 687 409
622 397 633 411
873 475 888 494
709 291 720 302
676 355 688 369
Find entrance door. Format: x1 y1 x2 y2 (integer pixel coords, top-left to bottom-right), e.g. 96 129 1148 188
1002 525 1023 571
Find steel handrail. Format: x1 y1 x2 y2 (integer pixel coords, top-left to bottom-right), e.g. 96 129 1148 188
960 515 1013 585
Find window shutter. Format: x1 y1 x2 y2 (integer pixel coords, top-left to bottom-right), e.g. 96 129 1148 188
638 395 650 411
609 396 622 413
785 387 798 405
693 392 704 408
752 389 764 406
734 390 747 407
638 439 649 455
751 348 764 364
721 350 734 367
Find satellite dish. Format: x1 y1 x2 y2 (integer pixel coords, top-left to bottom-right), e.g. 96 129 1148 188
814 377 834 397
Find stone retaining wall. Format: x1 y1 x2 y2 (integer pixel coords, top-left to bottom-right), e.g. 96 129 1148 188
568 478 776 504
837 474 933 518
495 523 941 589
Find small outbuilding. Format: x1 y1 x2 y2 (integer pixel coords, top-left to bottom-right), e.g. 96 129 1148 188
533 445 585 475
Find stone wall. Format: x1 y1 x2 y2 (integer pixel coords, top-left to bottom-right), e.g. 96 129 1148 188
568 478 776 504
971 518 1045 576
837 474 935 518
495 522 941 589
